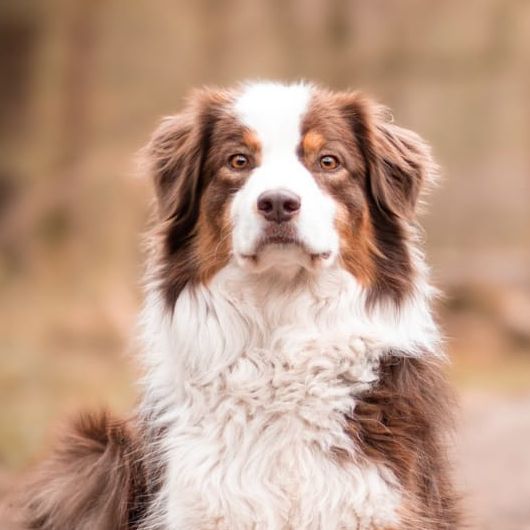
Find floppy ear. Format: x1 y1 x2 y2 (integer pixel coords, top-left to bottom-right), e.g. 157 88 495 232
144 89 227 253
146 108 206 248
143 90 231 307
342 95 437 219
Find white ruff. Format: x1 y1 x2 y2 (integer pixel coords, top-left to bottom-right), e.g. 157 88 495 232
139 262 439 530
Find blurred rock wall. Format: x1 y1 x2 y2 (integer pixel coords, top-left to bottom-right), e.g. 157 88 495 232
1 0 529 290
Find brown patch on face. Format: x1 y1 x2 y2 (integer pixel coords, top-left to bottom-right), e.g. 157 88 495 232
300 94 381 294
204 115 262 185
343 354 461 529
334 203 376 287
191 113 262 287
301 89 437 306
144 88 261 309
193 185 233 285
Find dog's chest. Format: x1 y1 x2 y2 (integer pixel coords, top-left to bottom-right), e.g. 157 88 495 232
160 339 401 529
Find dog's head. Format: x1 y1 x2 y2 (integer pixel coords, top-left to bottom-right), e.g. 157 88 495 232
145 82 436 308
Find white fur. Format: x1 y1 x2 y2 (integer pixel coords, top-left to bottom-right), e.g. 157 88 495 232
138 82 440 529
139 266 437 530
231 82 338 270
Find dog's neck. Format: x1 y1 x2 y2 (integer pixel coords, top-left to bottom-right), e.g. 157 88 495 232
139 258 439 417
137 259 439 529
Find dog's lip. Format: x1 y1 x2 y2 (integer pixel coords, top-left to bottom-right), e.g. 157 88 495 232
240 235 332 261
259 235 302 248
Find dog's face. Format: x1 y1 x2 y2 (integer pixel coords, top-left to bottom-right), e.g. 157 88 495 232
147 82 435 308
230 84 338 272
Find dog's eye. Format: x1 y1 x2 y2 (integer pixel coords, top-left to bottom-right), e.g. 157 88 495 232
228 154 250 170
319 155 340 171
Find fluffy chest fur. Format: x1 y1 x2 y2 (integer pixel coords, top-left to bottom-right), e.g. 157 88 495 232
139 266 437 530
162 341 399 530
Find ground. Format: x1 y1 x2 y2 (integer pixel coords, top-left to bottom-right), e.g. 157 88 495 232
457 392 530 530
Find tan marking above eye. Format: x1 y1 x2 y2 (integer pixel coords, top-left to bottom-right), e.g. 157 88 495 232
243 130 261 153
228 154 250 170
302 130 325 155
319 154 340 170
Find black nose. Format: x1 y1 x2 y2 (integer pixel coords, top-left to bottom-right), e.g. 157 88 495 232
257 189 301 223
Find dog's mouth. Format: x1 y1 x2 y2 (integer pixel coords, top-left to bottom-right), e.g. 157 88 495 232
240 225 332 262
257 234 302 251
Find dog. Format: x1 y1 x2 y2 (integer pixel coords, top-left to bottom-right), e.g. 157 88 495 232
3 81 460 529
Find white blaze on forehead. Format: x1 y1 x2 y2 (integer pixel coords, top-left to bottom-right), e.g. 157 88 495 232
234 81 313 155
230 81 338 266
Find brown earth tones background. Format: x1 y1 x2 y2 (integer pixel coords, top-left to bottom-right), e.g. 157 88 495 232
1 1 529 528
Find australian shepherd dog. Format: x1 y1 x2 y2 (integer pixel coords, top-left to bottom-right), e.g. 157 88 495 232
3 82 460 529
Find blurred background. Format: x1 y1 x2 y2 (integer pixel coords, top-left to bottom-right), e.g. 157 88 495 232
0 0 529 528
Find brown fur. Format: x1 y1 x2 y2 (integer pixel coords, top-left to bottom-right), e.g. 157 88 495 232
335 203 377 286
146 88 264 309
346 355 461 529
338 93 437 306
145 90 229 309
301 90 437 306
2 413 148 530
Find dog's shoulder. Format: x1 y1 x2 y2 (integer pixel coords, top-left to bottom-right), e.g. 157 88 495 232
348 354 461 529
1 411 148 530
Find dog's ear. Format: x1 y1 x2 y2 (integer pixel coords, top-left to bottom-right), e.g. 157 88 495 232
144 89 228 249
147 111 199 222
146 99 209 231
341 94 437 219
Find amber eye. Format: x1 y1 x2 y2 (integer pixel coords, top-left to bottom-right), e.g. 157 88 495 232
319 155 340 171
228 154 250 170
